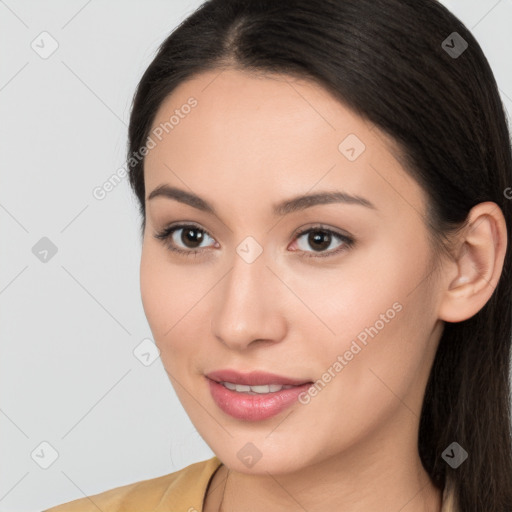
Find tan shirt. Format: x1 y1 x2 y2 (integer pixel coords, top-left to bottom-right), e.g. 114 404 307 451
44 456 458 511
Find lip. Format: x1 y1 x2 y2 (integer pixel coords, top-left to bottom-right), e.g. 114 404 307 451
205 369 314 422
205 369 312 386
207 378 314 421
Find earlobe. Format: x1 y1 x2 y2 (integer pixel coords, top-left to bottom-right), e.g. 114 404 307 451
438 202 507 323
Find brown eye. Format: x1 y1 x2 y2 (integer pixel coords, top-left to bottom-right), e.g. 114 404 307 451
154 223 217 256
292 225 355 258
303 230 334 252
179 227 206 249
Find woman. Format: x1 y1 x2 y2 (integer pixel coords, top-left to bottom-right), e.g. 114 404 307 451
45 0 512 510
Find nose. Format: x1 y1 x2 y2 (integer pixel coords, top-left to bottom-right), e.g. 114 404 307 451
210 248 288 351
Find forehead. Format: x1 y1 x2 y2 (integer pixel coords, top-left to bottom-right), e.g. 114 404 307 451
144 68 427 220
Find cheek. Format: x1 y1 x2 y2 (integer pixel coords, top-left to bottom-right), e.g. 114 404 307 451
291 230 425 353
140 245 186 343
140 248 167 337
304 230 436 425
140 243 212 366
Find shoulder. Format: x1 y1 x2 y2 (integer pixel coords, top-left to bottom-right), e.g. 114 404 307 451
43 456 223 512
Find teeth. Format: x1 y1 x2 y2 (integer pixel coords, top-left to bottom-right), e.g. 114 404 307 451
220 382 295 394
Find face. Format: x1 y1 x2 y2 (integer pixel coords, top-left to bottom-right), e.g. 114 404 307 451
140 68 446 474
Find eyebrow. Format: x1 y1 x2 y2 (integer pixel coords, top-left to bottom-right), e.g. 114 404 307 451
147 184 377 216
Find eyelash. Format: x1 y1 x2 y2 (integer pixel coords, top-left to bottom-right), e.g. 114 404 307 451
153 223 355 259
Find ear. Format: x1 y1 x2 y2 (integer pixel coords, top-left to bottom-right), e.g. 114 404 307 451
437 201 508 323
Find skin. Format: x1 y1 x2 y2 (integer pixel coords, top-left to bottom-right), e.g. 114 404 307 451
140 68 507 512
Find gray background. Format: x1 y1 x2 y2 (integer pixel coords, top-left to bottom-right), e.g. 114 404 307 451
1 1 511 510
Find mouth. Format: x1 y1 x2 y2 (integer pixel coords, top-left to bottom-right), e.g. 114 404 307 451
205 369 314 421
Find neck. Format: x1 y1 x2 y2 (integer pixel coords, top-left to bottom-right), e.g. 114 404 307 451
206 424 442 512
215 458 441 512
